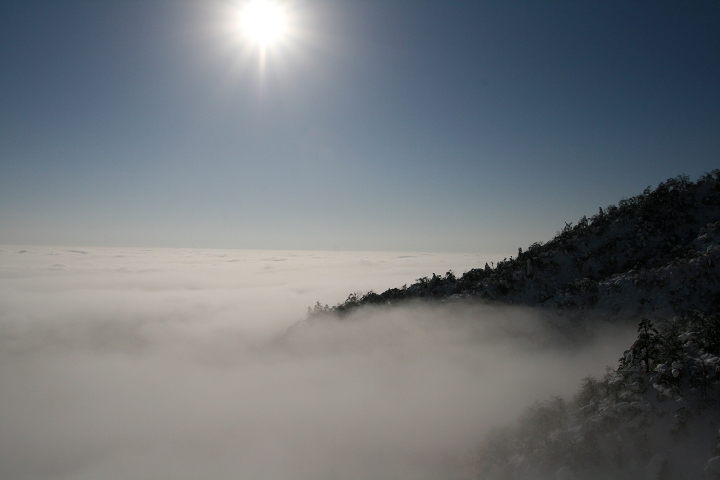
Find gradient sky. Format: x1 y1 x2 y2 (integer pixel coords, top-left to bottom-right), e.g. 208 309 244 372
1 1 719 253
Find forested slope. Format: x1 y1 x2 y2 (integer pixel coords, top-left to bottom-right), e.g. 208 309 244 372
314 171 720 322
306 171 720 478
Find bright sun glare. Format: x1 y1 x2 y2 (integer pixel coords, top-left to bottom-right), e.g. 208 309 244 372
240 0 287 47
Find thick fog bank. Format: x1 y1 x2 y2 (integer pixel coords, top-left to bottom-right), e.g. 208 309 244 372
0 247 635 479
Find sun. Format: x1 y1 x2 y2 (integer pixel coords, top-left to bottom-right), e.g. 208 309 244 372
240 0 287 47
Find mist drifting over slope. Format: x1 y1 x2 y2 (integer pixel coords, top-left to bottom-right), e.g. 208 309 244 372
0 247 635 480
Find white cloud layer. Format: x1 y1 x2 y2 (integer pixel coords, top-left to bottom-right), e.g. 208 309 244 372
0 246 635 479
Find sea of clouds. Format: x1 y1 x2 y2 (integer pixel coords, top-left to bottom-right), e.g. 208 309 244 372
0 246 636 479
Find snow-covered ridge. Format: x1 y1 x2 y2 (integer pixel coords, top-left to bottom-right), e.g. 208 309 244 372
465 311 720 479
317 171 720 321
308 171 720 478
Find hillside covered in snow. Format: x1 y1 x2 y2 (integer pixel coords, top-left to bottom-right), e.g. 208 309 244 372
462 311 720 479
317 171 720 323
308 171 720 479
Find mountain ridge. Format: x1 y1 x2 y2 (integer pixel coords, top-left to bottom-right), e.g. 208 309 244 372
312 171 720 323
306 170 720 479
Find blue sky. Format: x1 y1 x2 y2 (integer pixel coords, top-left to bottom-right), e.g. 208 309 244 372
1 1 719 253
